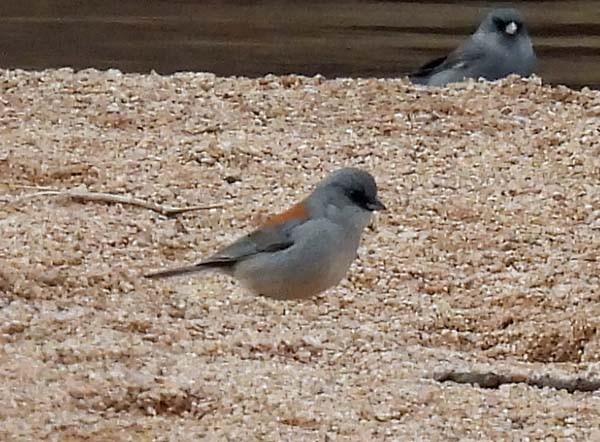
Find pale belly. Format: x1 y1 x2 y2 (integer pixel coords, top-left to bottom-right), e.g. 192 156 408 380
233 222 361 300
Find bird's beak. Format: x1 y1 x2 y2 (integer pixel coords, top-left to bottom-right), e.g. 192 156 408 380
367 197 386 211
505 22 518 35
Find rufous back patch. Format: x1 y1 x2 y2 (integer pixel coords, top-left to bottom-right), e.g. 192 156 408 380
261 201 310 228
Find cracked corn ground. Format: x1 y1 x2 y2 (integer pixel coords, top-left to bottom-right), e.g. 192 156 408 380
0 69 599 441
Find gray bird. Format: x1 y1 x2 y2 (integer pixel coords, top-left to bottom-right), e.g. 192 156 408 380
409 8 536 87
145 168 386 300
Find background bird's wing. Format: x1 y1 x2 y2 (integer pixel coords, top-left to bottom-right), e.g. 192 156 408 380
409 55 449 81
409 41 486 83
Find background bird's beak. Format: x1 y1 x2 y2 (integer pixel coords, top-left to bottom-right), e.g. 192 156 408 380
367 197 386 211
505 22 518 35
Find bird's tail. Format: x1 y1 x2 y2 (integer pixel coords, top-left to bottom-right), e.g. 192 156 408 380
144 263 214 279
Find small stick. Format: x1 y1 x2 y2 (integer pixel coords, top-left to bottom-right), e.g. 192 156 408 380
8 189 223 216
0 183 57 191
434 368 600 393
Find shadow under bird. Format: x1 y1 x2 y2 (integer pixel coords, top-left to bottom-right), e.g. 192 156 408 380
409 8 536 87
145 167 386 300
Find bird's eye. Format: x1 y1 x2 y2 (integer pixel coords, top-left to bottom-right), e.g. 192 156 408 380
348 189 369 209
492 18 505 31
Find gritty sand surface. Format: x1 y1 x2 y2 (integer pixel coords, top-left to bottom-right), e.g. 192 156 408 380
0 69 599 441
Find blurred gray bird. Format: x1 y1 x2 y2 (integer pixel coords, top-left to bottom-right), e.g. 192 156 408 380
145 167 386 300
409 8 536 86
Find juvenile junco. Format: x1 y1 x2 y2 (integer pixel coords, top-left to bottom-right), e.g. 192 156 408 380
145 167 386 300
409 8 536 87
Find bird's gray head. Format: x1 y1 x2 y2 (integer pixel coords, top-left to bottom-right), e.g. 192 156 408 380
478 8 528 39
316 167 386 213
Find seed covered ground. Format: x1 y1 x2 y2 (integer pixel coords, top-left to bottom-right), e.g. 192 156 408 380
0 69 599 440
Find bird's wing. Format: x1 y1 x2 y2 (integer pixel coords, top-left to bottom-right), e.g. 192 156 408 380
200 201 311 266
144 202 311 279
408 55 450 82
409 41 486 83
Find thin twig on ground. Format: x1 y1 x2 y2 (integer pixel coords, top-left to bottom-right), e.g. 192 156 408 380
0 183 57 191
7 189 223 216
433 368 600 393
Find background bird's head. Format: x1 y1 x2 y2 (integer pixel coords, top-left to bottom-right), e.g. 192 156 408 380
478 8 529 42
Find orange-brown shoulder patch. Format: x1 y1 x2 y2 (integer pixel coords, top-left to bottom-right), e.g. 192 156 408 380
261 201 310 228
